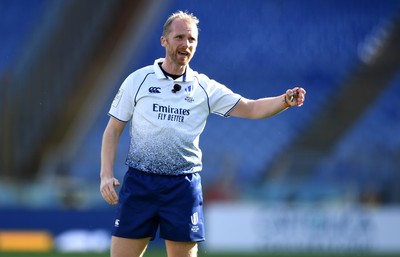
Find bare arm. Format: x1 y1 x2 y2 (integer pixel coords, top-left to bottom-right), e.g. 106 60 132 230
100 117 126 205
229 87 306 119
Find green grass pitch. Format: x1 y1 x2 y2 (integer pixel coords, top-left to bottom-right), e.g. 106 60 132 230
2 251 400 257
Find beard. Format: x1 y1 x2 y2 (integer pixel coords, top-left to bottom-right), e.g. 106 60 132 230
167 48 193 67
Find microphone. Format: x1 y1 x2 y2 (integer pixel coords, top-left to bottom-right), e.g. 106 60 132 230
172 84 181 93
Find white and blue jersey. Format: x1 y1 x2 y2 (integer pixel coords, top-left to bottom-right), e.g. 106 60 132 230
109 58 241 176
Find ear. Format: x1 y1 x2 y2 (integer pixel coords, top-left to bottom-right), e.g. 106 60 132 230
160 36 167 47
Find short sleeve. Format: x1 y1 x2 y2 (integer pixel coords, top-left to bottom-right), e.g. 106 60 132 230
204 77 242 117
108 73 135 122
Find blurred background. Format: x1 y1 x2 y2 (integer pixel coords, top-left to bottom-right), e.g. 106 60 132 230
1 0 400 254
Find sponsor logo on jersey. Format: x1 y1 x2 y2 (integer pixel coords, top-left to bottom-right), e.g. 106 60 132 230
153 103 190 123
149 87 161 93
114 219 120 227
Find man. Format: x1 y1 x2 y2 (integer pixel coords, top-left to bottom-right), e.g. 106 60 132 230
100 10 306 257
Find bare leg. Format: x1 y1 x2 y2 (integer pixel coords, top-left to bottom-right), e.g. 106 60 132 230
111 236 151 257
165 240 198 257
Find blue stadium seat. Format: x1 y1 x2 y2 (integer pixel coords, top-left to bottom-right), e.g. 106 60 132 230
312 73 400 200
0 0 47 73
63 0 400 204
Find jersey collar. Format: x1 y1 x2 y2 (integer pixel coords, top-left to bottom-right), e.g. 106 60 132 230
153 58 195 82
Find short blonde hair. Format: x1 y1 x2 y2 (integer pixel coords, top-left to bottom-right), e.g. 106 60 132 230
163 10 199 37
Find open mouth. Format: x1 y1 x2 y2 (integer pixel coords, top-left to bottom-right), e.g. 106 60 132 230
178 51 189 56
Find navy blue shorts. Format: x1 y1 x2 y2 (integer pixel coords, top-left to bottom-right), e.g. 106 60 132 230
112 168 205 242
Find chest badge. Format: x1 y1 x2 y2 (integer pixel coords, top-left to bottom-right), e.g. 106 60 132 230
184 85 194 103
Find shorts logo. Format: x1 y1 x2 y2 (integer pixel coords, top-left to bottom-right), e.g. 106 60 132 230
191 212 199 232
149 87 161 93
191 212 198 225
114 219 120 227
